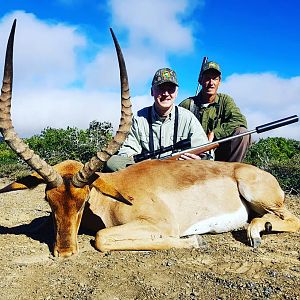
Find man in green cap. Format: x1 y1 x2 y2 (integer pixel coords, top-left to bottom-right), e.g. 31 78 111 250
179 61 250 162
105 67 211 172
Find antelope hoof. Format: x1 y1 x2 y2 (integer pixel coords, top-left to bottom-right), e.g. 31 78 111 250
53 247 78 258
196 235 207 248
251 238 261 249
265 222 272 232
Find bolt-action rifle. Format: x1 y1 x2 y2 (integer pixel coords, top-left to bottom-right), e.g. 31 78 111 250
195 56 208 95
133 115 299 163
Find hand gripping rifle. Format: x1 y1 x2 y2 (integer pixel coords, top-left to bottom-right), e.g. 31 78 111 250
133 115 299 162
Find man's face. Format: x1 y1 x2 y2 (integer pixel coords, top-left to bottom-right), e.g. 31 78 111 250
151 82 178 112
201 70 221 96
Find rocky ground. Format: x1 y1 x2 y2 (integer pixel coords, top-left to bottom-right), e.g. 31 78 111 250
0 177 299 300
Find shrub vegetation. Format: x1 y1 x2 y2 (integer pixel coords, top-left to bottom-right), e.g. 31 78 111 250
0 127 299 194
0 120 113 179
244 137 300 194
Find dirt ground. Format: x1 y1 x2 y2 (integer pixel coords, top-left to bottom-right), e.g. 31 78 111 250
0 177 299 300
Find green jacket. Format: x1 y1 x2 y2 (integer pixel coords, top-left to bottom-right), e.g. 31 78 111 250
179 92 247 140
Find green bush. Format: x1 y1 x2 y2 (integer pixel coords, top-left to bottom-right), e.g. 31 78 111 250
244 137 300 194
0 142 19 164
0 120 113 178
0 142 31 178
26 120 113 165
0 162 31 179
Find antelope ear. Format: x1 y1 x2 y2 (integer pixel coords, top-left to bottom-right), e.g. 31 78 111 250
0 173 45 193
92 175 132 206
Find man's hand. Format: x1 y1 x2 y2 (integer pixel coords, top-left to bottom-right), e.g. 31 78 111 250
177 132 215 160
178 153 201 160
207 131 214 142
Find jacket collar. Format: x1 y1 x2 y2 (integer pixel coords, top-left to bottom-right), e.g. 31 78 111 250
196 91 220 107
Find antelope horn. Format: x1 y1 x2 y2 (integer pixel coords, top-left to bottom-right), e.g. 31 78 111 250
0 20 63 188
72 28 132 187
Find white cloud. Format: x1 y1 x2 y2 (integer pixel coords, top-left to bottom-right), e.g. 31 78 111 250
85 0 198 92
109 0 194 53
0 8 153 137
10 86 153 137
10 87 130 137
0 10 158 139
84 44 167 91
221 73 300 140
0 11 86 89
0 11 121 137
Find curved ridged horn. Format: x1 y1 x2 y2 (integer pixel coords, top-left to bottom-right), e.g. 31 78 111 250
0 20 63 188
72 28 132 187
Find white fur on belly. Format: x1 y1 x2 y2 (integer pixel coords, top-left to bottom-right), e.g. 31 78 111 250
181 202 249 236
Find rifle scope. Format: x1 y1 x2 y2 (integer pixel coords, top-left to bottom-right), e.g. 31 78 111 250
134 138 191 163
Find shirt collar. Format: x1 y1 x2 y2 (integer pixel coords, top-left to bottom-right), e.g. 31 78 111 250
152 104 174 122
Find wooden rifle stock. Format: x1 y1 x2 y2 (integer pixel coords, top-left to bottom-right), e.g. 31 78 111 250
166 142 219 160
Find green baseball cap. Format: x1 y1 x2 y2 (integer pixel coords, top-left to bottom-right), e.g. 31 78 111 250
202 61 221 74
151 68 178 87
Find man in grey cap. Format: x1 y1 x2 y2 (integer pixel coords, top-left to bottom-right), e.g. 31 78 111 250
179 61 250 162
105 67 211 172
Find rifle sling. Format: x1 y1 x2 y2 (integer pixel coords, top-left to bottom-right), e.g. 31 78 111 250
190 96 222 133
147 106 179 154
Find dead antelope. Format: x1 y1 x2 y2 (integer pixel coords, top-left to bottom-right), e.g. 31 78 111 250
1 21 300 258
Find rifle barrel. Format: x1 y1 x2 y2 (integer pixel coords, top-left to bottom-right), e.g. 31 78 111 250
195 56 208 95
256 115 299 133
166 115 299 159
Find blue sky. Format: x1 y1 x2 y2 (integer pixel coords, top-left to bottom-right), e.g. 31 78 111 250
0 0 299 139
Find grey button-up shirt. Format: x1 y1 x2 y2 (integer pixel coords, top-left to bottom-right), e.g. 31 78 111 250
118 105 209 158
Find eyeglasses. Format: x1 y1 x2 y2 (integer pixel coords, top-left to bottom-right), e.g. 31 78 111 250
154 83 177 95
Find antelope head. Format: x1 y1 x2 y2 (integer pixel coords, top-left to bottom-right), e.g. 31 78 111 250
0 20 132 257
